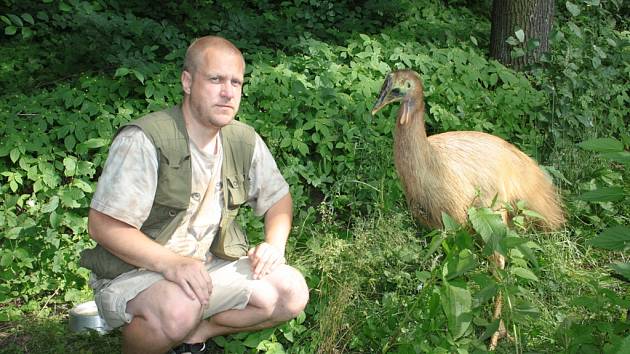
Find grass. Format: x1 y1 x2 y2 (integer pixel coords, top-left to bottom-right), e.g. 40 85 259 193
1 202 628 353
0 314 121 354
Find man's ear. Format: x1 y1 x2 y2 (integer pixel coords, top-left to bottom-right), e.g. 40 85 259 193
181 70 192 95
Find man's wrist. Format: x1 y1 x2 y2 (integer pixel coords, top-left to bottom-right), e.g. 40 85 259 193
263 241 285 255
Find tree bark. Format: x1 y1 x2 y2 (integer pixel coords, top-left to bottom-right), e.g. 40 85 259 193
490 0 554 70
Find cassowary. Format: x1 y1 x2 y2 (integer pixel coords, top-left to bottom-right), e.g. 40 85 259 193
371 69 565 349
371 70 564 230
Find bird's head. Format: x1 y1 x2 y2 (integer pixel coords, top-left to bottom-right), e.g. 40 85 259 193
371 70 424 125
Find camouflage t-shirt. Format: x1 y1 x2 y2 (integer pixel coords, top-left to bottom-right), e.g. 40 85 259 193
90 125 289 261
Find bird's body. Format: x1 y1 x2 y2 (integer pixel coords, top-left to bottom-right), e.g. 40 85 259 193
373 70 564 230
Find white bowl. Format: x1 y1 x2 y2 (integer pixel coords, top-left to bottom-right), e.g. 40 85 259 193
68 301 111 334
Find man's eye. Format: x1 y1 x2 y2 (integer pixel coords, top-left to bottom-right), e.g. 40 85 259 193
231 80 242 87
209 77 220 83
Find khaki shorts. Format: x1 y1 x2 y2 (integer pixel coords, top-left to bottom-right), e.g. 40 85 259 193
90 257 254 328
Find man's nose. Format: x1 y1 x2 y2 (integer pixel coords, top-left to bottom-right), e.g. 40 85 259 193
221 82 235 98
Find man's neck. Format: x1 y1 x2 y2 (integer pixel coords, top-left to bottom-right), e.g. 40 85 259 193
181 105 221 154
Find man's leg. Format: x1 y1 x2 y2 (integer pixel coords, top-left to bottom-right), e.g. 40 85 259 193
123 279 204 354
182 264 309 343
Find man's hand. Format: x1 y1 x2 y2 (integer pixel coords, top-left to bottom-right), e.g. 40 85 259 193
248 242 286 280
161 256 213 306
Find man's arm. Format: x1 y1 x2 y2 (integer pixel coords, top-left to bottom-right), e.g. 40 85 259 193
88 208 213 305
247 192 292 279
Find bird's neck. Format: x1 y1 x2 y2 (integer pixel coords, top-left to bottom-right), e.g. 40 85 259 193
395 99 432 153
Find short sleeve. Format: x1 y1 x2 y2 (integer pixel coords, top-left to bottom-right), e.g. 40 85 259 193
247 134 290 216
90 126 159 228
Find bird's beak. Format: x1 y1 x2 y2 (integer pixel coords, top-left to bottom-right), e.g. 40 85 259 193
371 74 393 115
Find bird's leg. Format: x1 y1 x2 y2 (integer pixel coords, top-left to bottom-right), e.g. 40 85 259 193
489 210 510 350
489 251 507 350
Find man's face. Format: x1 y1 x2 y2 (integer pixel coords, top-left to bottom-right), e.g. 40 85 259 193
182 47 245 129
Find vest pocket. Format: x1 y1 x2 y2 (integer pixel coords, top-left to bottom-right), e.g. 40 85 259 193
211 214 249 260
154 150 190 209
141 204 182 242
226 175 249 208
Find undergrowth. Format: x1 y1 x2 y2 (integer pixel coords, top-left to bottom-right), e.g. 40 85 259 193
1 0 628 352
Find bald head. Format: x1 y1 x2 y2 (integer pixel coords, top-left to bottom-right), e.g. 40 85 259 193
183 36 245 75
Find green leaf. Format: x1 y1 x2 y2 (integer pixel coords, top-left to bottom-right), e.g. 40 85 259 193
577 187 624 202
41 196 59 213
4 26 17 35
78 138 108 150
14 248 30 259
568 22 582 38
473 283 498 308
0 16 10 25
63 156 77 177
511 267 539 281
591 56 601 69
59 2 72 12
588 225 630 251
132 70 145 84
566 1 581 16
511 48 525 58
441 212 460 231
21 13 34 25
514 302 539 316
423 230 446 261
506 36 519 46
60 188 85 208
468 207 506 244
600 151 630 166
72 179 93 193
515 29 525 43
50 211 61 228
440 281 472 339
21 26 33 39
610 262 630 281
7 14 23 26
609 335 630 354
64 135 76 150
454 229 473 250
444 249 478 280
516 241 540 268
578 137 623 153
295 141 309 155
522 209 546 221
478 319 501 341
6 227 22 240
9 148 19 163
145 83 155 98
0 253 13 267
115 67 130 77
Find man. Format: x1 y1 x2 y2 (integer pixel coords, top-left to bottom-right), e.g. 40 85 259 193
80 36 309 354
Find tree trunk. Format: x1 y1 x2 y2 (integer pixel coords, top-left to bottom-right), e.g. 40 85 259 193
490 0 554 70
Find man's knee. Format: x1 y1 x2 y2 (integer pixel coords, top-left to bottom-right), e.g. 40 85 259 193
127 283 203 343
159 299 203 342
275 266 309 319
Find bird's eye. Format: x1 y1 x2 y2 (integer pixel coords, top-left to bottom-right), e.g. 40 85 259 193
391 88 402 96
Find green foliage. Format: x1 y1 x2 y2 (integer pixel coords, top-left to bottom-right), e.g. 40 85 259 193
532 0 629 142
577 137 629 284
1 0 629 352
0 31 183 315
299 205 551 353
